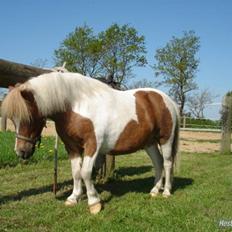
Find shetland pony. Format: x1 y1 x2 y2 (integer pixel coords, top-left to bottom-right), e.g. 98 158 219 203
1 72 180 214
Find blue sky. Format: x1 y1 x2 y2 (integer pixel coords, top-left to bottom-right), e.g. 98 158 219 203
1 0 232 119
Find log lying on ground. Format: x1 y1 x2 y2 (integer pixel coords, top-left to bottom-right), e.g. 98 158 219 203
0 58 52 88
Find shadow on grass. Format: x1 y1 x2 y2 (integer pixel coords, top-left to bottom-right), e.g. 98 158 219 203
114 165 152 178
97 176 193 199
97 166 193 197
0 166 193 205
0 180 73 205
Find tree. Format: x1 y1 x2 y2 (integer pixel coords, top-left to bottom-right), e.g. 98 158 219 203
127 78 156 89
54 25 103 76
187 89 216 118
153 31 200 116
54 24 147 86
98 24 147 85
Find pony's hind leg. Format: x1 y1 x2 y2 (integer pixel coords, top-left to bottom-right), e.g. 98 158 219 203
161 142 174 197
81 152 102 214
65 155 83 206
145 144 164 197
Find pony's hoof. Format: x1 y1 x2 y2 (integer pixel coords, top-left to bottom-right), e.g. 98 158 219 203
64 199 77 207
150 191 159 197
89 202 102 214
162 190 171 198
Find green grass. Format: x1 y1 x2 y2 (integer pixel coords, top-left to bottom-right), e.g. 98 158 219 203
0 132 232 231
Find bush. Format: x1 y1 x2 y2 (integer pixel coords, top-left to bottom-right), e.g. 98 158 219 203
183 117 221 129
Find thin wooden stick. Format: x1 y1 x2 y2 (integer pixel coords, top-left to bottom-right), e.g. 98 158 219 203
53 132 59 195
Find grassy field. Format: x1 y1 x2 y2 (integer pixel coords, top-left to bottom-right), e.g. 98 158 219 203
0 132 232 231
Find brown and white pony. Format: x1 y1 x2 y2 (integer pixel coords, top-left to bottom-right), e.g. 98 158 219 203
1 72 180 214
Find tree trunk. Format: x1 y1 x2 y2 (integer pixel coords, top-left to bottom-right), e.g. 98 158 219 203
179 94 185 116
220 95 232 154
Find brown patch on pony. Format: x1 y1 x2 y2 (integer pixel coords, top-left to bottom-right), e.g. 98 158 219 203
111 91 173 155
52 111 97 157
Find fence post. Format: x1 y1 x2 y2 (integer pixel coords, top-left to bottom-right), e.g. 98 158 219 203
53 133 59 195
183 116 186 129
220 94 232 154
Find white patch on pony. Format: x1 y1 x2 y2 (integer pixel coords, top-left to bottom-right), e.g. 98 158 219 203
73 89 138 154
81 153 100 206
66 156 83 204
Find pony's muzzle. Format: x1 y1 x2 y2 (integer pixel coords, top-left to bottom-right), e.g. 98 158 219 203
15 145 35 160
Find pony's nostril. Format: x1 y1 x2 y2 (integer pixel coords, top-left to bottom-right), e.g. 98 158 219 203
16 149 26 158
17 148 33 160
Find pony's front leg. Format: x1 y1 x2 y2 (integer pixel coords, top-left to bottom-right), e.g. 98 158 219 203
81 153 102 214
65 155 83 206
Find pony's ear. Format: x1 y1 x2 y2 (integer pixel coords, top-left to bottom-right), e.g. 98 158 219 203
8 83 22 91
8 86 15 91
15 83 22 87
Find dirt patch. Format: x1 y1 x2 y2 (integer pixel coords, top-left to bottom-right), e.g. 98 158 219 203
179 130 222 153
180 140 219 153
180 131 221 141
2 119 226 153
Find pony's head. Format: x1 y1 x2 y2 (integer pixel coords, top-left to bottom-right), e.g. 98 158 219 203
1 84 46 159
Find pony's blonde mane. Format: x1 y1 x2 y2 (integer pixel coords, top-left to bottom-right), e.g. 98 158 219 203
2 72 114 120
2 72 113 119
1 86 31 122
28 72 113 116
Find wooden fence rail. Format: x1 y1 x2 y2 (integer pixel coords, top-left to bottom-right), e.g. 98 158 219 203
180 116 221 132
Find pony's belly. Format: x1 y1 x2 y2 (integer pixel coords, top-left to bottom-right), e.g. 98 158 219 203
99 129 149 155
109 140 146 155
109 130 153 155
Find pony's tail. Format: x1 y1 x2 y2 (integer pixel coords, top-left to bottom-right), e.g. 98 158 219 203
172 114 181 174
